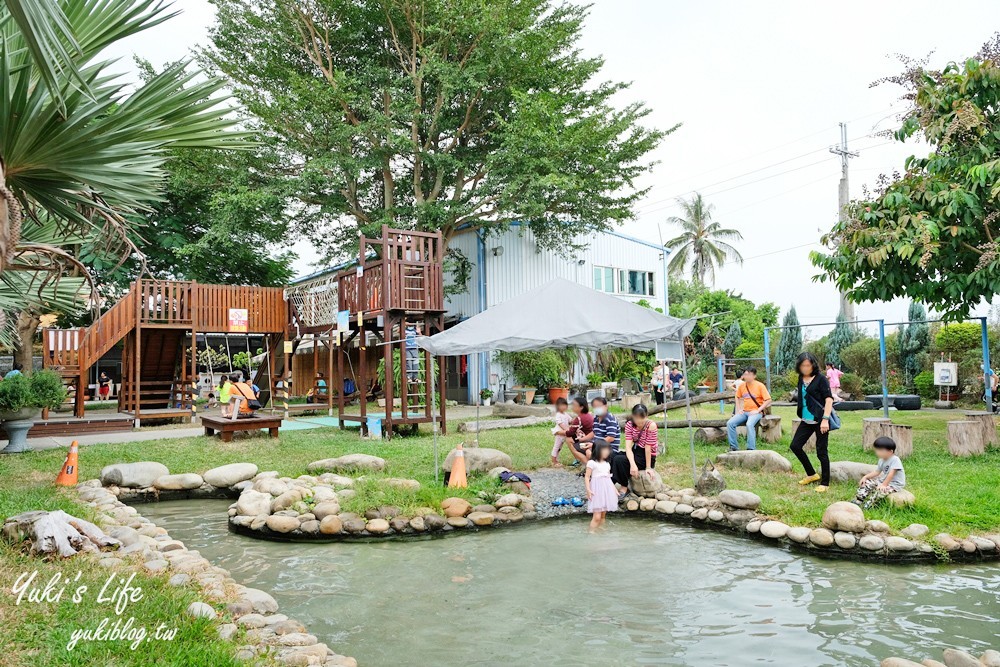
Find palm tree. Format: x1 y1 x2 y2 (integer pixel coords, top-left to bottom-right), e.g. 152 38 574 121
664 193 744 285
0 0 247 346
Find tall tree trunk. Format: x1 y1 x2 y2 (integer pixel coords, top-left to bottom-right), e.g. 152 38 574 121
0 161 9 273
15 310 39 374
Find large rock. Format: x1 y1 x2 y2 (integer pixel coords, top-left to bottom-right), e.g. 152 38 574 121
100 462 170 488
442 447 512 473
204 463 258 488
941 649 981 667
715 449 792 473
468 511 495 526
319 516 342 535
834 532 856 549
241 588 279 614
629 470 665 498
441 497 472 518
821 502 866 533
312 501 341 520
236 490 273 517
307 454 385 473
829 461 878 483
759 521 789 539
901 523 929 539
809 528 835 547
858 534 885 551
879 660 924 667
153 473 204 491
490 403 552 418
887 490 915 507
265 516 300 533
718 489 761 510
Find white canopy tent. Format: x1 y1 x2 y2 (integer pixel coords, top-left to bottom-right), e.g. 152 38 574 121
415 278 702 484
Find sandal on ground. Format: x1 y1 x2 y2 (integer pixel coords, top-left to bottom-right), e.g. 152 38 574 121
617 491 629 502
815 485 829 493
570 460 581 467
552 497 568 506
798 474 821 486
550 461 563 468
570 497 584 507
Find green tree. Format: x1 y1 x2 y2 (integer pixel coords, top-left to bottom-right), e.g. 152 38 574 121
665 193 743 285
206 0 668 264
898 301 930 385
812 36 1000 318
722 321 743 358
934 322 981 356
775 306 802 373
826 311 858 369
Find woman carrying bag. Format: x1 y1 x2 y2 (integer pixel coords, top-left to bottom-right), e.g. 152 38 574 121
790 352 837 493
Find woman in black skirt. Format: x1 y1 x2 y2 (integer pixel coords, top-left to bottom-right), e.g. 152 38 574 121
790 352 835 493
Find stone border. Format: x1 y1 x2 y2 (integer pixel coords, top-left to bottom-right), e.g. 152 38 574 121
70 479 357 667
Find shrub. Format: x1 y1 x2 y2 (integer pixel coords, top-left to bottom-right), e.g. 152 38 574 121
935 322 981 355
733 341 763 360
495 350 571 389
839 338 882 383
29 370 67 409
839 372 864 398
913 371 936 400
0 375 32 413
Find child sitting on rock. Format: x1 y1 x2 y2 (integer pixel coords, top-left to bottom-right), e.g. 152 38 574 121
852 436 905 509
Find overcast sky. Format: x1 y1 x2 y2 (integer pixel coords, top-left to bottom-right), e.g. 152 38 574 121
107 0 1000 338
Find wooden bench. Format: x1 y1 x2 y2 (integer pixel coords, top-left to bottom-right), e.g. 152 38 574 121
201 414 283 442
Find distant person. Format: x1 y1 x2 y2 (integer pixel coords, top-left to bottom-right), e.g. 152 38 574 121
726 367 772 451
242 369 260 397
564 397 595 468
218 376 233 417
790 352 835 493
97 371 113 401
851 436 905 509
826 362 844 401
669 364 685 397
550 397 572 467
585 442 618 532
651 361 666 405
5 362 23 379
405 322 421 382
611 404 659 500
229 373 258 418
575 397 620 477
308 372 327 403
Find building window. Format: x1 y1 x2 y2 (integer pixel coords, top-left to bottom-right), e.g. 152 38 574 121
622 270 655 296
593 266 614 293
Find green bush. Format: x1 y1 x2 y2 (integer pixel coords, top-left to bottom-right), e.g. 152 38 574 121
733 341 763 360
839 337 881 382
0 375 33 413
935 322 981 355
495 350 572 389
914 371 936 400
29 370 67 409
839 372 864 398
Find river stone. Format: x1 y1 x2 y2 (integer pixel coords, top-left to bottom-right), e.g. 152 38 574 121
187 602 217 619
254 478 289 496
655 500 677 514
366 519 390 534
236 490 273 517
472 504 497 514
879 660 925 667
153 473 204 490
715 449 792 473
885 536 914 551
979 650 1000 667
408 516 426 532
809 528 835 547
441 497 472 517
204 463 258 488
786 527 811 543
468 511 495 526
312 501 341 520
829 461 878 483
275 633 318 647
724 509 757 528
424 514 446 530
708 509 724 522
718 489 762 510
834 532 857 549
389 517 410 532
265 516 300 533
760 521 789 539
382 478 420 492
311 487 337 502
316 473 355 488
933 534 961 551
971 536 997 551
629 470 665 498
624 499 638 511
887 489 915 507
690 507 709 520
342 517 367 534
941 649 981 667
447 516 471 528
961 540 977 553
640 498 657 512
821 502 866 533
442 447 513 473
858 534 885 551
108 525 141 546
100 462 170 488
866 520 890 533
674 503 694 515
242 588 279 614
746 520 762 533
271 490 305 513
901 523 929 539
307 454 386 473
236 613 267 628
318 516 343 534
299 520 320 534
494 494 522 508
922 660 947 667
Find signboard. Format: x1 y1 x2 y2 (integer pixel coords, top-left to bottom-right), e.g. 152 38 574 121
933 362 958 387
283 341 294 355
336 310 350 331
228 308 248 333
655 340 684 362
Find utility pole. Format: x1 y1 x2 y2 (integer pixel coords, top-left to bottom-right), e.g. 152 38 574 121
830 122 859 325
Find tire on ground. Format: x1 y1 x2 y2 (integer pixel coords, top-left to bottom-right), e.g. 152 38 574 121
893 394 922 410
865 395 883 409
833 400 875 411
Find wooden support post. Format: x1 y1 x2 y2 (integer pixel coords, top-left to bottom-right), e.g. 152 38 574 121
326 335 334 417
962 410 997 447
948 420 985 457
384 316 395 438
862 417 892 451
359 325 368 436
336 333 345 429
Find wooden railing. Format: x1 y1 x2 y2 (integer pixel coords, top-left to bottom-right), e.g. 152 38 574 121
338 261 383 315
336 258 443 314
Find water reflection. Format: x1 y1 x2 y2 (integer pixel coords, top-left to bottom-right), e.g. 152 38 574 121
140 501 1000 667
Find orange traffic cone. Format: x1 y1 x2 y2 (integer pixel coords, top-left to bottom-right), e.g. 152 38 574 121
55 441 79 486
448 442 468 488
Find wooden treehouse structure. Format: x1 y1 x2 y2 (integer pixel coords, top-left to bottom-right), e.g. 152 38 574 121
43 281 287 426
332 226 445 437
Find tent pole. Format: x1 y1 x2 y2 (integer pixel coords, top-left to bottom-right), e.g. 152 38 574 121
433 404 439 485
681 335 697 486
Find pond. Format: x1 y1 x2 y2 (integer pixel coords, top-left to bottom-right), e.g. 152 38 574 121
140 500 1000 667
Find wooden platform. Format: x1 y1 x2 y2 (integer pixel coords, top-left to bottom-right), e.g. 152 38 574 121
1 413 135 439
201 415 283 442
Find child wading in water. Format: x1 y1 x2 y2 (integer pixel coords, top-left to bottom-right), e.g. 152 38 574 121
852 436 906 509
550 397 571 467
585 441 618 532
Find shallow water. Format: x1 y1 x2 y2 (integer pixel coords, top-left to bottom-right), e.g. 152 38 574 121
140 500 1000 667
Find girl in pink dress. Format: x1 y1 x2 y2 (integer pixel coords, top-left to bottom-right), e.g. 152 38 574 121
585 442 618 532
826 362 844 401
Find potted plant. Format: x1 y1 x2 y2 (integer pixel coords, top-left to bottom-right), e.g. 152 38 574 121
1 370 67 454
480 388 493 407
